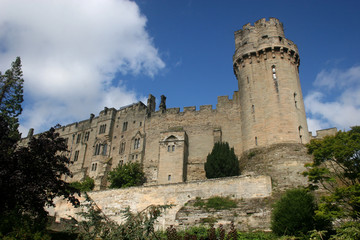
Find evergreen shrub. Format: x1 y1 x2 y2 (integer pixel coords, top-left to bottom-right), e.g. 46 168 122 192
204 142 239 179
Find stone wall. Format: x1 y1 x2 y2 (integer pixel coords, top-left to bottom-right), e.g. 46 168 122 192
240 143 312 192
48 175 272 230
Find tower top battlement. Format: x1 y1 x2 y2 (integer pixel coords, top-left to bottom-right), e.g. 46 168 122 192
233 18 298 63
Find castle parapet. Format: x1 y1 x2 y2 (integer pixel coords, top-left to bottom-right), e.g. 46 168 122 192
184 106 196 112
199 105 212 111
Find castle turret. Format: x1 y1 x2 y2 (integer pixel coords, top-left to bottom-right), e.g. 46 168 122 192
233 18 309 151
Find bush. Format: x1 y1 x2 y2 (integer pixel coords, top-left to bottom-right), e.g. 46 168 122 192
108 162 145 188
69 176 95 192
271 188 316 237
206 196 237 210
204 142 239 179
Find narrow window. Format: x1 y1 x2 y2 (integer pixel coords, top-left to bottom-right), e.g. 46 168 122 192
95 144 101 155
132 155 134 160
74 150 79 162
134 139 137 149
172 145 175 152
251 105 255 113
102 144 107 155
136 138 140 149
76 134 81 144
122 122 128 131
294 92 298 108
91 163 97 171
168 175 171 181
84 131 90 141
120 160 123 166
255 136 258 146
120 142 126 154
168 145 170 152
136 154 138 159
247 76 249 84
139 122 142 126
272 65 277 80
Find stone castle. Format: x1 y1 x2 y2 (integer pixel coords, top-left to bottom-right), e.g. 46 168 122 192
36 18 340 231
25 18 315 191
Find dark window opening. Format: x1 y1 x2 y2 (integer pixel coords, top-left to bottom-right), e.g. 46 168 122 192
99 124 106 134
122 122 128 131
74 150 79 162
91 163 97 171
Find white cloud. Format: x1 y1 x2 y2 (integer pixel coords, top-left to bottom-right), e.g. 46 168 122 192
305 66 360 134
0 0 165 135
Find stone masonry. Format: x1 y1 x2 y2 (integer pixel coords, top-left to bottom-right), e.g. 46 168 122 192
21 18 314 191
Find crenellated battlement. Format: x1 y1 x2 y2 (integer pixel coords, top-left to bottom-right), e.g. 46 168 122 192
235 18 284 49
233 18 299 70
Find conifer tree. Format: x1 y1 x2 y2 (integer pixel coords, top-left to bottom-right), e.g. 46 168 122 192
0 57 24 140
204 142 240 178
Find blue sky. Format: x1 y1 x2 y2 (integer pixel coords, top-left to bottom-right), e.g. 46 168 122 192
0 0 359 135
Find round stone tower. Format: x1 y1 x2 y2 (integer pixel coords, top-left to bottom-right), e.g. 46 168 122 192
233 18 309 151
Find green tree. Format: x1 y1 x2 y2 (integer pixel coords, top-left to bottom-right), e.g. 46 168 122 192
70 176 95 192
0 58 79 237
204 142 239 179
303 126 360 221
271 188 316 237
108 162 145 188
0 57 24 141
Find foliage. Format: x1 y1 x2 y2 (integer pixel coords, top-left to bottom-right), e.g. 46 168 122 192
271 188 317 237
0 58 79 237
108 161 145 188
204 142 240 179
72 193 171 240
329 221 360 240
0 57 24 140
161 223 277 240
304 126 360 221
0 210 51 240
206 196 237 210
69 176 95 192
193 196 237 211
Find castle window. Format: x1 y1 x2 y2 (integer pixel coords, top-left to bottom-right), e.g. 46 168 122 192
102 144 107 156
294 92 298 108
94 144 101 155
168 145 170 152
272 65 277 79
172 145 175 151
255 136 258 146
139 122 142 126
120 142 126 154
99 124 106 134
132 155 134 160
122 122 128 131
76 134 81 144
134 138 140 149
84 131 90 141
247 77 249 84
73 150 79 162
136 154 138 159
251 105 255 113
91 163 97 171
168 175 171 181
119 160 123 166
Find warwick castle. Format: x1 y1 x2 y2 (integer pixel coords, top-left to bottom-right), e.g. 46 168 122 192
23 18 337 230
